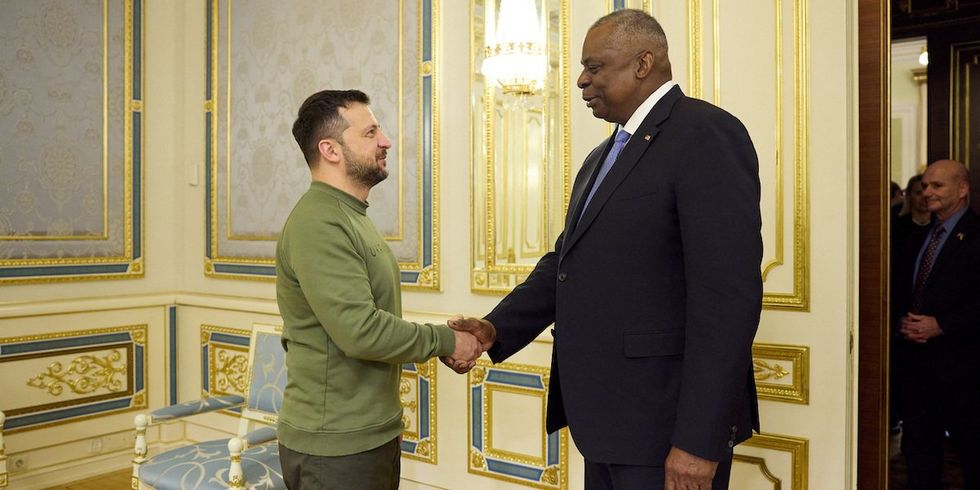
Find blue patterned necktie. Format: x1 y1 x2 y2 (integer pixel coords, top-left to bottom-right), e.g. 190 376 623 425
579 128 631 220
911 225 946 312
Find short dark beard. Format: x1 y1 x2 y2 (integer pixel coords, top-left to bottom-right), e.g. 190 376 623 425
342 145 388 188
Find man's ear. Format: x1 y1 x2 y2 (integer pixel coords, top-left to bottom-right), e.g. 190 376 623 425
635 50 655 78
318 139 342 164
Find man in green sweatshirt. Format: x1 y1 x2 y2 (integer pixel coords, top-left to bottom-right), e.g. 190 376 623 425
276 89 486 489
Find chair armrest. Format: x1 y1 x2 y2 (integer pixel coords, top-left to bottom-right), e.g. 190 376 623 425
241 426 277 447
132 395 245 466
147 395 245 423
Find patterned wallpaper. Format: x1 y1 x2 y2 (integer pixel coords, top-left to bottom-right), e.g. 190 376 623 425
206 0 438 288
0 0 142 282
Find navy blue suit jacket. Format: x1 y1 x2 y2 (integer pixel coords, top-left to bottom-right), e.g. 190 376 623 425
486 86 763 465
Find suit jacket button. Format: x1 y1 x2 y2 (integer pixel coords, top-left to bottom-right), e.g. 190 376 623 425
728 440 735 448
558 272 567 282
731 425 738 433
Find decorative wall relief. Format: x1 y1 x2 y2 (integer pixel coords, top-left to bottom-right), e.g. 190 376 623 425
0 325 147 432
27 349 127 396
468 360 568 489
0 0 144 283
400 360 437 463
200 324 249 415
204 0 440 289
753 343 809 404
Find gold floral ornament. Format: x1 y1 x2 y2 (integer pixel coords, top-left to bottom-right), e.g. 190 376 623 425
399 378 418 417
415 439 431 457
470 366 487 385
753 359 790 381
215 351 248 393
542 465 560 485
27 350 126 396
471 449 487 470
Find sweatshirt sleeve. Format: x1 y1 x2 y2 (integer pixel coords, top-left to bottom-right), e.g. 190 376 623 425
283 215 456 363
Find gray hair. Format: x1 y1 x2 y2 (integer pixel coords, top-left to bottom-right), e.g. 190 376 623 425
590 9 668 53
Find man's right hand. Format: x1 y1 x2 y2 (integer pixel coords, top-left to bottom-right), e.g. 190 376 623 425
446 330 481 372
448 316 497 351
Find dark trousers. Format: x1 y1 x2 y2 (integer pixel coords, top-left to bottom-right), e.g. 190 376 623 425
279 437 401 490
900 355 980 490
585 455 733 490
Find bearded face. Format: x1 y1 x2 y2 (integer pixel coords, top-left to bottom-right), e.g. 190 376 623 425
342 142 388 188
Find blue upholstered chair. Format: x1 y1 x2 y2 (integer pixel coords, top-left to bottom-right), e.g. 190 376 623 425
132 323 286 490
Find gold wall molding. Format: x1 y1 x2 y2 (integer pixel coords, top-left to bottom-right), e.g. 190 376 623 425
470 0 571 295
204 0 440 290
736 432 808 490
732 453 782 489
688 0 810 310
0 324 147 433
400 359 438 464
753 343 809 404
0 0 144 284
763 0 809 310
468 360 568 489
687 0 703 99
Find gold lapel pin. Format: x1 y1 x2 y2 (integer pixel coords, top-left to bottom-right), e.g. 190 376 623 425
957 233 965 240
644 134 652 141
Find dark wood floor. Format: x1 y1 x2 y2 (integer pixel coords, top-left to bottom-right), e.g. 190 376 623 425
43 468 130 490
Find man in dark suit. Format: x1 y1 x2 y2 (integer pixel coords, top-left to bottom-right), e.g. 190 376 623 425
893 159 980 490
446 9 762 490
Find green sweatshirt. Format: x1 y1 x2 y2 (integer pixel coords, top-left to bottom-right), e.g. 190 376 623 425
275 181 455 456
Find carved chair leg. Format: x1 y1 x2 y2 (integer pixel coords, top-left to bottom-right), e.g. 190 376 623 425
227 437 246 490
132 414 148 490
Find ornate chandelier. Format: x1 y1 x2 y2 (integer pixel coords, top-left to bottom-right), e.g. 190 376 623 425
481 0 546 95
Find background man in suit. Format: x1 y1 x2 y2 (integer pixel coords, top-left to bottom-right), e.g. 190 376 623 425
894 159 980 489
448 9 763 490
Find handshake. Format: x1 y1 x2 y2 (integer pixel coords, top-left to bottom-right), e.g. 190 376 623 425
442 315 496 374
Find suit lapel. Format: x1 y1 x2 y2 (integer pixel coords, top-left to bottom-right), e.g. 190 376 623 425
564 133 617 238
560 86 684 260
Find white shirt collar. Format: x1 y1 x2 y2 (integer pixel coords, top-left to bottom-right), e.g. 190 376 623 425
621 80 677 137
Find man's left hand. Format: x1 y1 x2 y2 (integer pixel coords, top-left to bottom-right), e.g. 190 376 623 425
665 446 717 490
901 313 943 343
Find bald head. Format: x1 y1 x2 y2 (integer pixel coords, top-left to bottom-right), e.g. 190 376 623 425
922 159 970 220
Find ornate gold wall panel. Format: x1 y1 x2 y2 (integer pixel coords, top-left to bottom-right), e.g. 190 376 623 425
200 324 249 415
470 0 571 294
753 343 809 404
468 360 568 489
0 325 147 433
204 0 440 289
400 359 438 463
0 0 144 283
734 432 808 490
688 0 810 310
